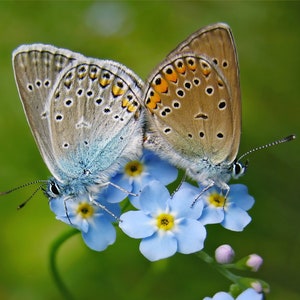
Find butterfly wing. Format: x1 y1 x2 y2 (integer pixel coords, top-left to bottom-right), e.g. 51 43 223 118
145 54 233 166
13 45 143 183
50 59 143 182
13 44 81 179
170 23 241 163
144 23 240 168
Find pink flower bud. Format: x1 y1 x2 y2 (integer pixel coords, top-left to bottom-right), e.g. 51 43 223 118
247 254 263 272
215 244 235 264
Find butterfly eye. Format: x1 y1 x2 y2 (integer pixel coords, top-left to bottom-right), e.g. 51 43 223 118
231 162 247 179
49 181 60 197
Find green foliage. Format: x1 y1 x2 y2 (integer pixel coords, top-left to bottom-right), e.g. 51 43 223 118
0 1 299 299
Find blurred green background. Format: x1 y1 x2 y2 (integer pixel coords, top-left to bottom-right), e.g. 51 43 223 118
0 1 299 299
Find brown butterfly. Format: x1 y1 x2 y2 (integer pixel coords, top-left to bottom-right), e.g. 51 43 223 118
143 23 295 196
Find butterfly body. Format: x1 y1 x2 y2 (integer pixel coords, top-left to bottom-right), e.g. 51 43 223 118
13 44 144 204
143 23 246 192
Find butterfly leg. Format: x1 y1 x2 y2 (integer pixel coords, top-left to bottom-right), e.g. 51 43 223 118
221 183 231 209
62 197 73 225
90 199 121 222
191 180 215 207
98 181 138 197
171 171 187 198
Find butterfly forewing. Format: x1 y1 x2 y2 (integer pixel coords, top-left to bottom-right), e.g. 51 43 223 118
50 60 143 178
13 45 80 179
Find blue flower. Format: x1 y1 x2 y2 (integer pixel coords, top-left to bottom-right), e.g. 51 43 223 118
203 288 263 300
197 184 255 231
102 150 178 208
119 180 206 261
49 191 120 251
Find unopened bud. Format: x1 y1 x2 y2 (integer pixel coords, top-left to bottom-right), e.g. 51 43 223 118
215 244 235 264
247 254 263 272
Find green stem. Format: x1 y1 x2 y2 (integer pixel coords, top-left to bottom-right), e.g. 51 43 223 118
49 228 80 300
196 251 240 283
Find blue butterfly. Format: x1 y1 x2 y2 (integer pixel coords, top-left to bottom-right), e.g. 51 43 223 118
13 44 144 210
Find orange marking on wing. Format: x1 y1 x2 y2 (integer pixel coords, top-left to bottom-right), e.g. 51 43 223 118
146 90 161 110
153 77 168 93
200 59 211 76
99 78 110 87
164 70 178 83
112 85 125 97
122 98 137 112
175 62 186 74
187 59 197 71
89 72 97 80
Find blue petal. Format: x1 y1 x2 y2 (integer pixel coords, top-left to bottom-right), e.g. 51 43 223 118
49 197 66 216
228 184 255 210
92 201 121 223
128 174 153 209
101 174 132 203
222 204 252 231
175 219 206 254
134 173 152 190
237 288 263 300
128 194 142 210
119 211 155 238
181 181 201 193
82 216 116 251
170 188 203 219
53 202 79 227
199 206 224 225
203 291 233 300
139 181 170 213
80 219 89 233
139 231 177 261
55 215 78 228
144 150 178 185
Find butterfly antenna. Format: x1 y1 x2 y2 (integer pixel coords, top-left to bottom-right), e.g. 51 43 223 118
237 134 296 162
17 185 45 209
0 180 47 196
0 180 47 209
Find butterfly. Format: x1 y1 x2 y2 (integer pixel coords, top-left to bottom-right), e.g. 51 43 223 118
12 44 144 208
143 23 247 196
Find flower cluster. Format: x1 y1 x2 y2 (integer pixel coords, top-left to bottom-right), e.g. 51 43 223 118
49 150 254 261
48 149 260 297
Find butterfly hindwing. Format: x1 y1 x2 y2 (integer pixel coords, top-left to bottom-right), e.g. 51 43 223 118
145 53 234 166
170 23 241 163
143 23 242 187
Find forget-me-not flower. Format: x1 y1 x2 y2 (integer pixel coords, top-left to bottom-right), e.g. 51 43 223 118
102 150 178 208
119 180 206 261
49 191 120 251
194 183 255 231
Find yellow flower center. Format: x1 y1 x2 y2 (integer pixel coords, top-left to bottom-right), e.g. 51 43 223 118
76 202 94 219
208 192 226 207
124 160 144 177
156 213 175 231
